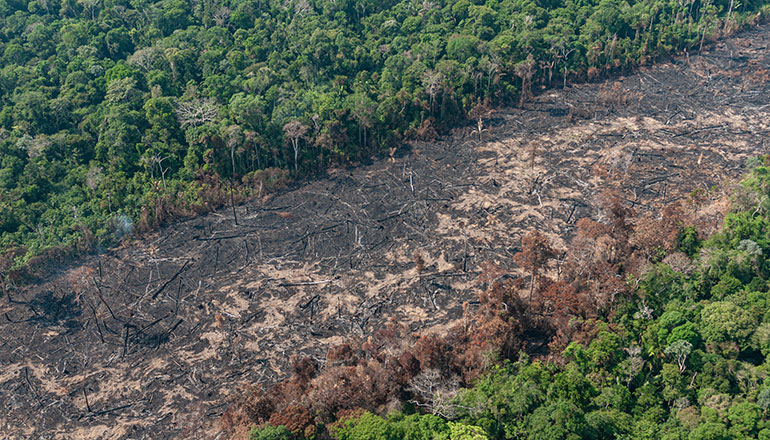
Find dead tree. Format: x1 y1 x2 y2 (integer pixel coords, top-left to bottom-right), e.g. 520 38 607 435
469 100 491 143
127 47 158 73
513 230 556 308
176 99 219 128
515 54 536 107
407 369 461 418
422 70 444 116
283 119 308 173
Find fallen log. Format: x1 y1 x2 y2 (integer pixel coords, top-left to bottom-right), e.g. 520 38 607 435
151 260 189 300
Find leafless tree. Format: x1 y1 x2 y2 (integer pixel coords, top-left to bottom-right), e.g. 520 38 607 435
471 116 486 143
294 0 312 15
557 43 576 88
283 119 308 172
420 0 439 13
665 340 693 373
478 56 499 94
407 369 462 418
127 47 158 72
140 153 170 190
725 0 736 33
469 100 491 143
18 135 51 159
224 124 243 177
154 154 170 190
213 6 231 27
223 125 244 225
86 166 104 191
422 70 443 115
176 99 219 128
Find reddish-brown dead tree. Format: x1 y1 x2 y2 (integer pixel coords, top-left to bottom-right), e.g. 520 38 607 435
268 405 314 436
513 230 557 309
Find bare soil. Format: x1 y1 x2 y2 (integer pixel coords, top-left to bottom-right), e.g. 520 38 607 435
2 23 769 439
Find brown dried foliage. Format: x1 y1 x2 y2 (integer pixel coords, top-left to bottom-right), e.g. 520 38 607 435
222 269 529 435
630 202 686 262
223 194 705 435
411 119 438 141
596 82 642 110
268 406 314 436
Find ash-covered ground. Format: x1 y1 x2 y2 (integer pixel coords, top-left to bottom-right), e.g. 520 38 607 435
1 22 769 439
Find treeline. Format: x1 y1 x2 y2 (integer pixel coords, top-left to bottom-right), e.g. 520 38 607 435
0 0 768 272
227 162 770 439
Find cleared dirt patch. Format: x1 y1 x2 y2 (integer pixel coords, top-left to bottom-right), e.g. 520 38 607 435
2 23 770 439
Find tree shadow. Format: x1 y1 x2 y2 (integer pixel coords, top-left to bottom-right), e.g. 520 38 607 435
26 290 83 330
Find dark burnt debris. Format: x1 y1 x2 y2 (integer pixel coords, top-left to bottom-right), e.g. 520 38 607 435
2 23 770 439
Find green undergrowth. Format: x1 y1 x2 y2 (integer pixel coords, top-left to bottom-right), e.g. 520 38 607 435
249 164 770 438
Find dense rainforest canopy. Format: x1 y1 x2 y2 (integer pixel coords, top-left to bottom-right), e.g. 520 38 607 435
2 0 770 436
0 0 767 270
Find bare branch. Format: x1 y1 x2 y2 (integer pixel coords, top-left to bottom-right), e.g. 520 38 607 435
407 369 461 418
176 99 219 128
